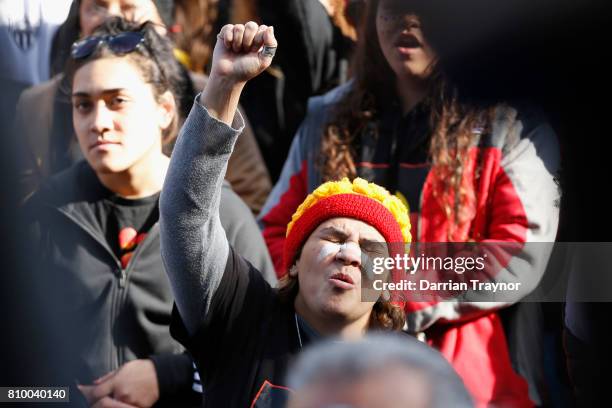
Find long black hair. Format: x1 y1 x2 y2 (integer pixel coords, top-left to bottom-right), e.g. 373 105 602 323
50 0 82 78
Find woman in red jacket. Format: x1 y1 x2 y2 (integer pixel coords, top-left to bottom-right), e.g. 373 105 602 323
259 0 561 406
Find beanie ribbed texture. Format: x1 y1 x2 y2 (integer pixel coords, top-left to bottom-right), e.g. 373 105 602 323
283 178 411 272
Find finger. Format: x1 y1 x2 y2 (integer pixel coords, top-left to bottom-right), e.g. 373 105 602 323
232 24 245 53
251 24 268 52
242 21 258 52
90 378 115 402
218 24 234 49
92 396 139 408
94 370 116 385
263 26 278 48
259 26 278 63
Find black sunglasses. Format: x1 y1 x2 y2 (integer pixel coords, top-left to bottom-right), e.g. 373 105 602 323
71 31 145 59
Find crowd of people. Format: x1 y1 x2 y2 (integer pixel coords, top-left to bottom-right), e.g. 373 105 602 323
1 0 608 407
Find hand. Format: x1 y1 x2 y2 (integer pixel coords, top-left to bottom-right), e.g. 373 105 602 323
210 22 278 85
78 359 160 408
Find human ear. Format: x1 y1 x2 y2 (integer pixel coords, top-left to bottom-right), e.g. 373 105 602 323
157 90 176 131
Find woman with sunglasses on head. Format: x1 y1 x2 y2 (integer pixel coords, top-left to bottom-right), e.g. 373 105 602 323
14 0 170 206
15 0 273 215
258 0 560 406
24 17 275 407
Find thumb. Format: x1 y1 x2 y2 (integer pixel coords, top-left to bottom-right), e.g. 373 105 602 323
89 376 116 402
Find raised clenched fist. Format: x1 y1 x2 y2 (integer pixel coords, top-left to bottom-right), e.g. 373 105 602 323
210 22 278 84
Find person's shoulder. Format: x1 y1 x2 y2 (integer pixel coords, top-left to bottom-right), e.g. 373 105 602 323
18 74 62 107
306 81 354 112
219 181 253 228
26 161 100 209
220 181 249 209
297 82 354 143
492 101 549 128
21 162 76 217
488 101 557 151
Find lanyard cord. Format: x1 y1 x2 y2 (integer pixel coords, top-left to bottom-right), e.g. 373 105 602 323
294 313 303 349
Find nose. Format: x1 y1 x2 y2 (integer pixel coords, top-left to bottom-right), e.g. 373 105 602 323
90 102 113 136
401 15 420 30
335 242 362 268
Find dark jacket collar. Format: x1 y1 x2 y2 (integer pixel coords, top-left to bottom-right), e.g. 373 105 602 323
35 161 115 238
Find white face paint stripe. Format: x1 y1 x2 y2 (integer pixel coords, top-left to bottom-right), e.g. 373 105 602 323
317 242 342 263
316 241 365 267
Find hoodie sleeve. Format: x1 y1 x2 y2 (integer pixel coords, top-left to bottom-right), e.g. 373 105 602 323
159 97 245 335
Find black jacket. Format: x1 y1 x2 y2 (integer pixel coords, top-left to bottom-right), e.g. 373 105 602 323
25 161 275 406
25 161 197 406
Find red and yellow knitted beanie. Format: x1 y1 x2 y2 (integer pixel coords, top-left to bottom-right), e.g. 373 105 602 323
283 177 411 272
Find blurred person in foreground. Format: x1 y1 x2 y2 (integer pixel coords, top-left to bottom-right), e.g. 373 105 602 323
287 333 473 408
159 21 412 407
24 17 274 407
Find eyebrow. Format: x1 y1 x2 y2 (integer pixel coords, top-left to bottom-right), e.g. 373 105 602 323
319 227 349 239
360 238 384 246
318 227 384 245
71 88 126 98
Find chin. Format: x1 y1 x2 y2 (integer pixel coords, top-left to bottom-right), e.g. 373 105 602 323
320 297 360 319
398 66 430 79
87 159 128 175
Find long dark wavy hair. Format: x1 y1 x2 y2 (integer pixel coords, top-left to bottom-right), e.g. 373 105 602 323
320 0 495 239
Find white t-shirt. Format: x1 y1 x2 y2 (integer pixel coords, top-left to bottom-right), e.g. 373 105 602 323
0 0 72 86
